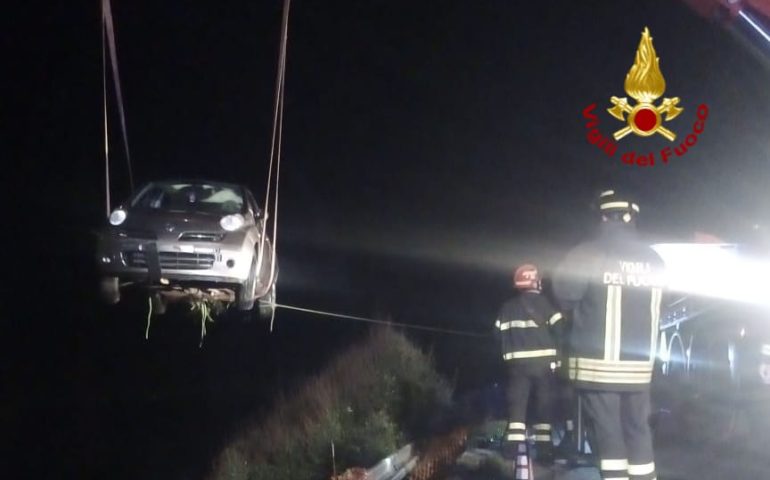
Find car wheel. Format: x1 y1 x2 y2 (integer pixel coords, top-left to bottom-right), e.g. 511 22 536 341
150 292 167 315
99 276 120 305
237 251 258 311
258 284 276 319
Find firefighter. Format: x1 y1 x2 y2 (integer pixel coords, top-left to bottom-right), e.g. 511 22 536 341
496 263 564 464
552 190 665 480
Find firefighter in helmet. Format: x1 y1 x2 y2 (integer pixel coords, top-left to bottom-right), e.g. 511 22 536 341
496 263 564 464
553 190 665 480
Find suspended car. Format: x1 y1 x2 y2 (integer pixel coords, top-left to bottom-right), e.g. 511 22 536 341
96 180 276 317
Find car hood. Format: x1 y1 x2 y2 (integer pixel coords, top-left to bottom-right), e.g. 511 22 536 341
114 210 229 240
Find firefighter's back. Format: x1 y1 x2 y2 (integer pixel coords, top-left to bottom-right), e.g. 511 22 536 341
567 227 666 390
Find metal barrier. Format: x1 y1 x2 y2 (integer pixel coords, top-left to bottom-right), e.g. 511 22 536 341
331 444 418 480
408 429 468 480
366 444 419 480
332 428 467 480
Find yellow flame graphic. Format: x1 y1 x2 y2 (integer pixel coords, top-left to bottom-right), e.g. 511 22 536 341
624 27 666 103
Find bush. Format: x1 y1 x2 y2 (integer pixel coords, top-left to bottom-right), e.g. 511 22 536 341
207 327 453 480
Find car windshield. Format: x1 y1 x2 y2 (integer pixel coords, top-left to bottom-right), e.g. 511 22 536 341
132 182 244 215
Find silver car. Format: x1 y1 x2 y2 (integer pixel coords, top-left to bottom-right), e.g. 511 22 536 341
97 180 276 315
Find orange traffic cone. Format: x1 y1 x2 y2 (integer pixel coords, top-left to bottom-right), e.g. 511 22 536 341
514 442 534 480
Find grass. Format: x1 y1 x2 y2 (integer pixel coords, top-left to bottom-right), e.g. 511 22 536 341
207 327 453 480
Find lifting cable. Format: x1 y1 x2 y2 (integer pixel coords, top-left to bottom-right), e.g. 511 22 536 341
260 0 291 332
274 303 489 338
254 3 481 341
102 0 135 216
102 5 111 217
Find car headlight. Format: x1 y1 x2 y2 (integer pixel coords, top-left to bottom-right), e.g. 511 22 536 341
220 214 245 231
109 209 127 226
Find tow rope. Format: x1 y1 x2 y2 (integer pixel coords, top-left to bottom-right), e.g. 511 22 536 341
101 0 134 216
260 0 291 332
274 303 488 338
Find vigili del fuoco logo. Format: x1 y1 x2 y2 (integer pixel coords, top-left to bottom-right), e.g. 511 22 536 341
582 27 709 166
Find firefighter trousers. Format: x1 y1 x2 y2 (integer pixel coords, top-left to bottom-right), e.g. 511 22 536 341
581 390 656 480
505 363 554 458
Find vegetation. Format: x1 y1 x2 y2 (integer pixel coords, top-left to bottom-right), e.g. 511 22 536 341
208 327 453 480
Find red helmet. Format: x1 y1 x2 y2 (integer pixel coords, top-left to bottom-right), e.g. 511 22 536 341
513 264 541 291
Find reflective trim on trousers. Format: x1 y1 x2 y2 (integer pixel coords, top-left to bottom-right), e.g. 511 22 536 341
628 461 656 477
601 458 629 471
601 458 629 480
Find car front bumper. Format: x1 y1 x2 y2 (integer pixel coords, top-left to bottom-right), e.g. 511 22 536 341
96 231 255 285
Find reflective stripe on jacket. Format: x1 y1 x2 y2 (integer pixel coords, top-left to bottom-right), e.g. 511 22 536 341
553 222 666 391
496 291 561 364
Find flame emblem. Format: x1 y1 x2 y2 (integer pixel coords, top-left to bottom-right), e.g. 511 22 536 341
608 27 682 141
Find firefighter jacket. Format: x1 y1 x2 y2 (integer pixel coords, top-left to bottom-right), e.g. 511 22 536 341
760 344 770 385
495 291 563 371
553 222 665 391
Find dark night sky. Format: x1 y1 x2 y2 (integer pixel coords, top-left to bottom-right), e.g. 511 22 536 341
25 0 770 262
76 0 770 324
14 0 770 252
6 1 770 478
